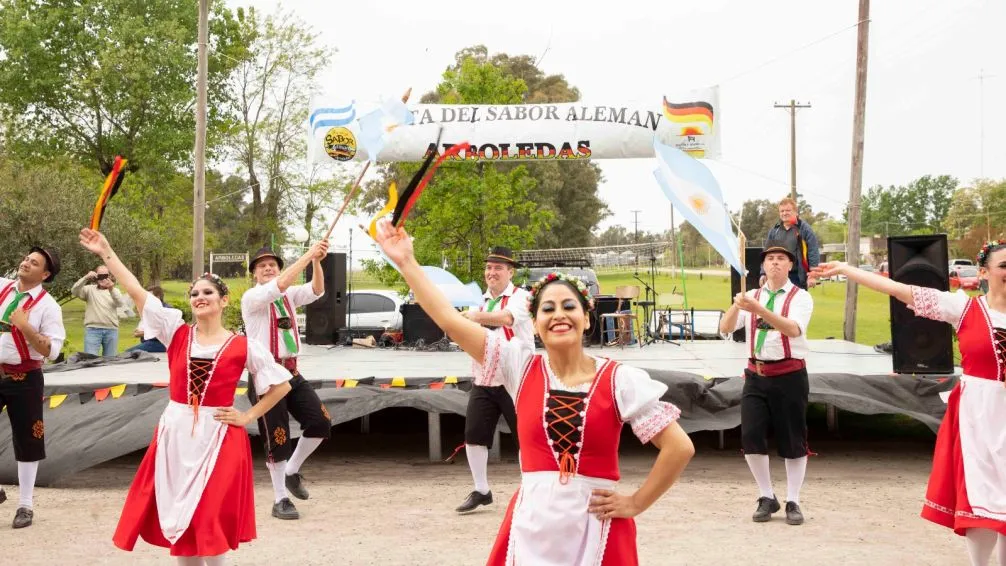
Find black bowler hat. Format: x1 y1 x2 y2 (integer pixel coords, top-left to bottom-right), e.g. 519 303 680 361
29 246 60 283
486 246 519 267
249 246 284 271
761 240 797 264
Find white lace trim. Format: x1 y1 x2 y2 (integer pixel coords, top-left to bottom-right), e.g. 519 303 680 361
909 286 943 321
630 402 681 444
472 330 504 387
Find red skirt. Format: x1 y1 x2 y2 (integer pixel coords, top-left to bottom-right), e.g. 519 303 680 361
486 490 639 565
112 426 257 556
921 383 1006 536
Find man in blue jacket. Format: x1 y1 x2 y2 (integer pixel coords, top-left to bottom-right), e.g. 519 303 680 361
762 197 820 289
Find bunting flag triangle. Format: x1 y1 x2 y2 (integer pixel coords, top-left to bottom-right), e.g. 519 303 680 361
428 382 444 390
110 384 127 398
49 394 68 408
235 387 247 396
95 388 111 402
444 376 458 384
390 377 407 387
344 379 358 388
89 155 128 230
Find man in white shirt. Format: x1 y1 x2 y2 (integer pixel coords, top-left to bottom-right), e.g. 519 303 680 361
241 242 329 521
719 241 814 527
0 246 66 529
455 246 533 513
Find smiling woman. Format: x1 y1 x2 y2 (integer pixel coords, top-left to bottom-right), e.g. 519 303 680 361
76 228 294 564
372 218 694 565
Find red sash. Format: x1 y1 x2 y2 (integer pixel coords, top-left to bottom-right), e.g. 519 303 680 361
748 285 801 359
0 281 48 365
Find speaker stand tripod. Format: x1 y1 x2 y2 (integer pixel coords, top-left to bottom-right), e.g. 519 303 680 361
633 253 674 347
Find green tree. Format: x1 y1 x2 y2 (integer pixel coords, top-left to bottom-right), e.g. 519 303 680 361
220 7 334 248
413 45 609 248
0 0 244 173
0 157 148 300
858 175 958 237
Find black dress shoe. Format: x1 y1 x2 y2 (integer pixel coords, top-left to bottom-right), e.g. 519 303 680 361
285 473 309 500
271 498 299 520
13 506 33 528
785 501 804 525
456 490 492 513
752 496 780 522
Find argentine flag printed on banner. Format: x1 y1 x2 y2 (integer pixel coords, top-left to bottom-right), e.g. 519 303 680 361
652 139 745 275
309 101 356 135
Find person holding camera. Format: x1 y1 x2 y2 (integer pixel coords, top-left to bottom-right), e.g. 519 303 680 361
71 265 124 357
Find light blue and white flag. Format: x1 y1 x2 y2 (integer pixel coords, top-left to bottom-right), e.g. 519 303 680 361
652 138 744 275
309 100 356 135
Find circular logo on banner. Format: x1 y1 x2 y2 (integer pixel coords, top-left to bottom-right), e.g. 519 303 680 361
324 127 357 161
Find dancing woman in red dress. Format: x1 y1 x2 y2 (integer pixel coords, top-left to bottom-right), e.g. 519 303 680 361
79 229 293 566
373 219 695 565
813 241 1006 566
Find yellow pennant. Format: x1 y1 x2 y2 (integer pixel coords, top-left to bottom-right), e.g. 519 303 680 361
235 387 247 396
367 182 399 239
444 376 458 384
344 379 358 388
49 394 68 408
110 384 127 398
391 377 406 387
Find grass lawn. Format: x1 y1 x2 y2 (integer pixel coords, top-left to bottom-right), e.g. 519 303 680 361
61 270 957 359
595 270 895 348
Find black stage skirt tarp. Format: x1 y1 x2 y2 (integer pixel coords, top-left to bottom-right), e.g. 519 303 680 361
0 360 955 485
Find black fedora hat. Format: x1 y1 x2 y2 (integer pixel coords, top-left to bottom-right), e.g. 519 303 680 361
29 246 60 283
249 246 284 271
760 240 797 264
486 246 519 267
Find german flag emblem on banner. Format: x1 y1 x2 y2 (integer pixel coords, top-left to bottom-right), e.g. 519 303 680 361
663 97 714 129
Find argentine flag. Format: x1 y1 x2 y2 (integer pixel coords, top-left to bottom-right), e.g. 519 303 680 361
309 100 356 135
652 138 744 275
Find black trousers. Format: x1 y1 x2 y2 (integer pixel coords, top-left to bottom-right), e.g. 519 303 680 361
465 385 518 449
741 368 809 459
247 371 331 463
0 368 45 462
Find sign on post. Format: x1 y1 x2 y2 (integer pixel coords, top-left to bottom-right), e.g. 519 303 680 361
209 252 249 276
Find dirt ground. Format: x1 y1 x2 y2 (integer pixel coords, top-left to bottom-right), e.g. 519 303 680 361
3 428 975 566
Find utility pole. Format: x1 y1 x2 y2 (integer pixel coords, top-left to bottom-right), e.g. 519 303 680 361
774 100 812 203
192 0 209 278
844 0 870 344
631 210 642 243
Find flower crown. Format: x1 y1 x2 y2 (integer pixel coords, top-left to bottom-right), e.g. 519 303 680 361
189 272 230 296
528 271 594 318
977 240 1006 267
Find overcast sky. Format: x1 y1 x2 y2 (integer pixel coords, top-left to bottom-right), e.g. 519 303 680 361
228 0 1004 256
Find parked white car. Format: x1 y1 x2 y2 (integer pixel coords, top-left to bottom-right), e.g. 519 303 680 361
347 289 405 330
295 289 405 336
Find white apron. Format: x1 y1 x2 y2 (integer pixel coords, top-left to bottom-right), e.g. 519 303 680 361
958 374 1006 521
507 471 615 566
154 400 229 543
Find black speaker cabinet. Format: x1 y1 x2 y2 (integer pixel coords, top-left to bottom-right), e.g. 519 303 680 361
401 303 445 345
888 235 954 374
304 252 347 345
729 247 764 341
